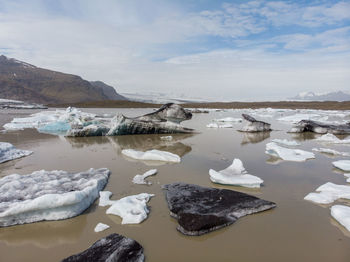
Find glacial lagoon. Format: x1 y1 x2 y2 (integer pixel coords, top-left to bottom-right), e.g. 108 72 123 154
1 107 350 261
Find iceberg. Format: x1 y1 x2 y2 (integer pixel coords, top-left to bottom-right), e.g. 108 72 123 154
331 205 350 232
315 133 350 144
271 139 301 146
209 159 263 188
0 168 110 227
94 222 110 232
312 148 350 157
265 142 315 162
105 193 154 224
239 114 271 132
333 160 350 172
304 182 350 204
0 142 32 164
122 149 181 163
62 233 144 262
132 169 157 185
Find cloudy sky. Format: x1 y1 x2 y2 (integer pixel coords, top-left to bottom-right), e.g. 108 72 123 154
0 0 349 101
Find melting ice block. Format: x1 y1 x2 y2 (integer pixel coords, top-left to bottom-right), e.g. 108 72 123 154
312 148 350 157
272 139 301 146
122 149 181 163
94 222 110 232
333 160 350 172
331 205 350 232
0 168 110 227
132 169 157 185
304 182 350 204
0 142 32 164
265 142 315 162
316 133 350 144
209 159 263 188
105 193 154 224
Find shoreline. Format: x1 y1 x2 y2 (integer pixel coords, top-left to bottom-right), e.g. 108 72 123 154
49 100 350 110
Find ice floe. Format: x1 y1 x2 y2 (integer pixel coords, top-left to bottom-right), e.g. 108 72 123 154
104 193 154 224
214 117 242 123
209 159 263 188
331 205 350 232
0 168 110 227
333 160 350 172
94 223 110 232
0 142 32 164
277 114 321 124
304 182 350 204
265 142 315 162
206 123 233 128
132 169 157 185
122 149 181 163
272 139 301 146
315 133 350 144
312 148 350 157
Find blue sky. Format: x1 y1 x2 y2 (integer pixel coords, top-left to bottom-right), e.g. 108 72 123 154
0 0 349 101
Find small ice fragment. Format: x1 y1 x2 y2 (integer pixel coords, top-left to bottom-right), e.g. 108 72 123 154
132 169 157 185
209 159 263 188
99 191 115 207
265 142 315 162
206 123 233 128
106 193 154 224
331 205 350 232
214 117 242 123
333 160 350 172
94 223 110 232
122 149 181 163
0 142 32 164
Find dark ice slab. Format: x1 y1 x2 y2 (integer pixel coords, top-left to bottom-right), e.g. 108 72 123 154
289 119 350 134
162 182 276 236
240 114 272 132
62 233 144 262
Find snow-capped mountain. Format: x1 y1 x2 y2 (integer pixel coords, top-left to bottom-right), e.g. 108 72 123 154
290 91 350 101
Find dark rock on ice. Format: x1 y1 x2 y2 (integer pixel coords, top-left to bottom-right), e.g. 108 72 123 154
62 233 144 262
289 120 350 134
162 182 276 236
239 114 271 132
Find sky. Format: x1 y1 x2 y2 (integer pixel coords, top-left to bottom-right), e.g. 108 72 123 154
0 0 349 101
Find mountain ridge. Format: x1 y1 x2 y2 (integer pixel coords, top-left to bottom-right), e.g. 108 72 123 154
290 91 350 102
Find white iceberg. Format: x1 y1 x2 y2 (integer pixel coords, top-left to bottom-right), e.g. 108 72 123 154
272 139 301 146
0 142 33 164
315 133 350 144
132 169 157 185
265 142 315 162
0 168 110 227
333 160 350 172
304 182 350 204
105 193 154 224
94 222 110 232
206 123 233 128
122 149 181 163
209 159 263 188
312 148 350 157
214 117 242 123
331 205 350 232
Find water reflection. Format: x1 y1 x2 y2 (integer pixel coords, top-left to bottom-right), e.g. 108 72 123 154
240 131 270 145
290 132 319 141
0 214 87 248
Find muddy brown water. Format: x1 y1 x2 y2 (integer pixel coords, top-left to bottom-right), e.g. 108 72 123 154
1 108 350 262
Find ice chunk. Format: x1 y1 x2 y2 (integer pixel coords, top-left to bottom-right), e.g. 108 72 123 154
316 133 350 144
331 205 350 232
304 182 350 204
265 142 315 162
214 117 242 123
0 168 110 227
206 123 233 128
105 193 154 224
122 149 181 163
0 142 32 164
209 159 263 188
272 139 301 146
38 121 71 134
239 114 271 132
94 222 110 233
132 169 157 185
312 148 350 157
99 191 115 207
333 160 350 172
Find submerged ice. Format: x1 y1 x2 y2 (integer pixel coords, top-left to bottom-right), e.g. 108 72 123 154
0 168 110 227
0 142 32 164
209 158 263 188
132 169 157 185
